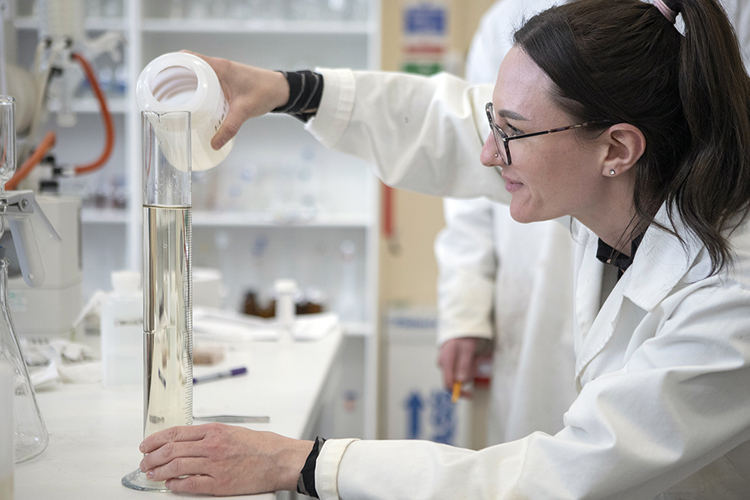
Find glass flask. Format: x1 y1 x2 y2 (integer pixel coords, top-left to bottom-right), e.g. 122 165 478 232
0 259 49 463
122 110 193 492
0 96 49 463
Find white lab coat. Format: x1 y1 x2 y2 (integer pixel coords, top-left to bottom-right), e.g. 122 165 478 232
435 0 577 445
305 69 750 499
440 0 750 446
436 197 579 443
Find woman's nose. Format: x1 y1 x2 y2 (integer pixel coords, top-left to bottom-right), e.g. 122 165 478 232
480 132 502 167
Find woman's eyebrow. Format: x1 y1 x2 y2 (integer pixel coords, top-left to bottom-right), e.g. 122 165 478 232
497 109 529 121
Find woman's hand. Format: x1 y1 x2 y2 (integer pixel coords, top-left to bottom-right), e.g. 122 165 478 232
139 423 313 496
437 337 491 396
185 51 290 151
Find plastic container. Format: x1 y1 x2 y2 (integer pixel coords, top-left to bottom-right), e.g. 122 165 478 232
100 271 143 387
193 268 225 309
0 361 13 499
136 52 234 171
274 279 297 342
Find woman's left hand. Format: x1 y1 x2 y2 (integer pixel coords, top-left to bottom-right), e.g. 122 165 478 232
139 423 313 496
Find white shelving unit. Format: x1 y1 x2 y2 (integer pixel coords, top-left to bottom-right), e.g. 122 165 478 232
14 15 127 31
140 18 375 34
12 0 381 440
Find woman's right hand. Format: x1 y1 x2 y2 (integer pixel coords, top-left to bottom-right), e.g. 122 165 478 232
139 423 313 496
186 52 290 151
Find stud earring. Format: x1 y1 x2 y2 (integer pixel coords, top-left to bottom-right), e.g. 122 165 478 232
494 154 498 158
609 169 616 175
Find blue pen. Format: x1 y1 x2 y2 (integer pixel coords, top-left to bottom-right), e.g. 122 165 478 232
193 367 247 385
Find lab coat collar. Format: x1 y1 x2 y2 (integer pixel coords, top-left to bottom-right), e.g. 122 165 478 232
573 203 703 385
622 204 703 312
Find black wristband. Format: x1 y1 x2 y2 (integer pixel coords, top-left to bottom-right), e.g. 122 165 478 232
272 70 324 123
297 436 326 498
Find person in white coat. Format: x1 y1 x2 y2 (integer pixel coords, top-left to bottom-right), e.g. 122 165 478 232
437 0 750 446
137 0 750 498
435 0 578 445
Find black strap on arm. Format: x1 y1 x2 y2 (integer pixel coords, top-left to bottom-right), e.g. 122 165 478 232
296 436 326 498
272 70 324 123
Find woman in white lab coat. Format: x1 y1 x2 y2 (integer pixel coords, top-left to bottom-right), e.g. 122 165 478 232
438 0 750 444
138 0 750 498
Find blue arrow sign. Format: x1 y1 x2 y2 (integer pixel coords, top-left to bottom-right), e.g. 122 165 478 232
405 391 424 439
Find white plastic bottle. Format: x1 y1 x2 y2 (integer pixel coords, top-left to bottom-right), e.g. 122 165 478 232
100 271 143 387
136 52 234 171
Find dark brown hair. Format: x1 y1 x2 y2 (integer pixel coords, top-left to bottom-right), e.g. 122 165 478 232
514 0 750 274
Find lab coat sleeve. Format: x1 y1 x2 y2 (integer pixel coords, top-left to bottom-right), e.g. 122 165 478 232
464 6 508 85
434 197 497 344
305 68 509 203
722 0 750 73
316 438 359 500
315 284 750 500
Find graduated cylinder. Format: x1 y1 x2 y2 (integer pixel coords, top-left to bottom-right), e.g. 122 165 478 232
142 110 193 438
122 111 194 492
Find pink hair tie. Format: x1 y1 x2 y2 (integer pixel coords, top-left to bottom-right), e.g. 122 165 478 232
652 0 677 24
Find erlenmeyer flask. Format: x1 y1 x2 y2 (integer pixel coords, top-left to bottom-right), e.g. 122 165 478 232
0 257 49 463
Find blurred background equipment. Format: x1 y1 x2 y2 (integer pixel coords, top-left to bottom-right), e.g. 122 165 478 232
0 0 121 341
0 94 63 464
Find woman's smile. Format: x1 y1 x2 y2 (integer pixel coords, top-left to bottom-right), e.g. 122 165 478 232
501 173 525 192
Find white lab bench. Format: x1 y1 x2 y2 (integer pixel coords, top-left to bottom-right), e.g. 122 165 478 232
14 327 344 499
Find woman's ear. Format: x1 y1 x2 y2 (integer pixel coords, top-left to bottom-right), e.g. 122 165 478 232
601 124 645 177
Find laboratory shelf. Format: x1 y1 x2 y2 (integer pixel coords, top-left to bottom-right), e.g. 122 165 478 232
81 207 128 224
140 18 374 35
192 210 373 228
81 209 373 227
14 16 127 32
48 97 127 114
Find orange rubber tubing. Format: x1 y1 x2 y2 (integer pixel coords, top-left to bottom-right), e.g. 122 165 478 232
72 52 115 175
5 130 56 191
5 52 115 189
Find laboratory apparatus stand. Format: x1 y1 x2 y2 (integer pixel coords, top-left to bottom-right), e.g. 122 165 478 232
123 111 193 492
0 96 49 464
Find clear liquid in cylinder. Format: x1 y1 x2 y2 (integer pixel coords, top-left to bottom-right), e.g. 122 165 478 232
142 205 193 438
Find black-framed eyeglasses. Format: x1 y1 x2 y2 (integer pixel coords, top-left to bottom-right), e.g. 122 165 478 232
485 102 612 166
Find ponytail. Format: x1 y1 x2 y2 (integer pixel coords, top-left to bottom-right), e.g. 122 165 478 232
667 0 750 273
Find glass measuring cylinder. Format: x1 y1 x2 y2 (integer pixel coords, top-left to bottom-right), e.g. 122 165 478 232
122 111 193 492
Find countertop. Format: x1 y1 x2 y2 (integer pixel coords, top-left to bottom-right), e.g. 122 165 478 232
15 327 343 499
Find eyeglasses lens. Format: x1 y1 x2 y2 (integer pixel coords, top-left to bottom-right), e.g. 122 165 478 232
492 129 508 165
486 103 508 165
